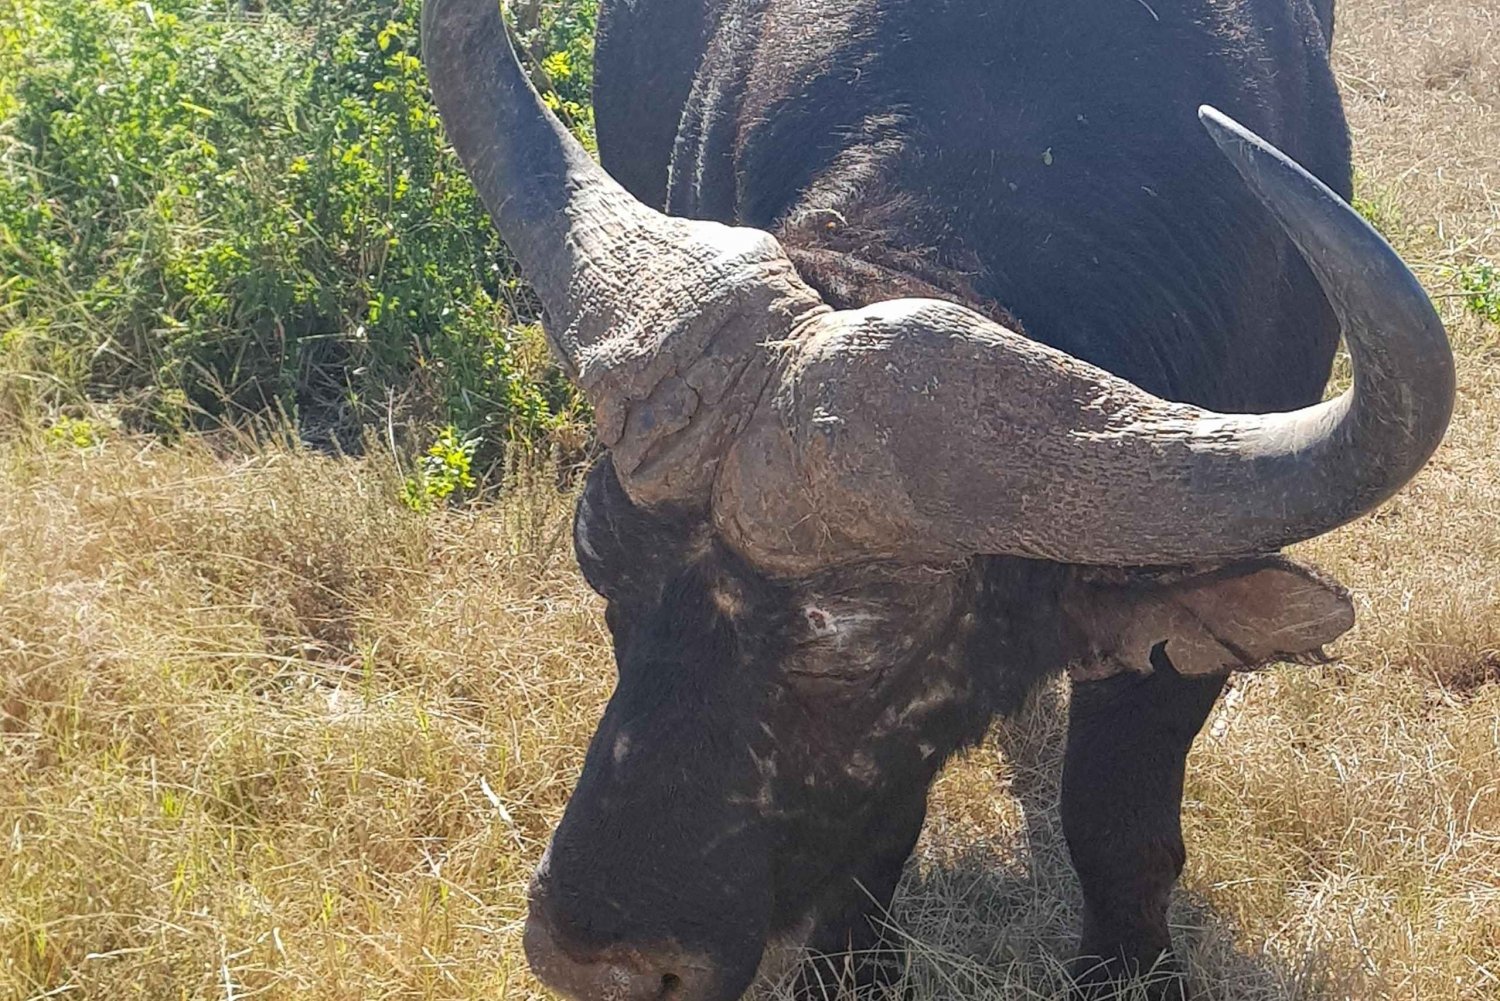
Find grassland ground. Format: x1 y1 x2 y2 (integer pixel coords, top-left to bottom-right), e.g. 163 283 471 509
2 1 1499 999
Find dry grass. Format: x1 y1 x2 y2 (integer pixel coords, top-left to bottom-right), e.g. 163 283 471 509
3 0 1500 998
0 435 598 999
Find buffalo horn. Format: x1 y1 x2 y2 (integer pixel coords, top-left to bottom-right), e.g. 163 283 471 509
723 107 1454 570
421 0 824 499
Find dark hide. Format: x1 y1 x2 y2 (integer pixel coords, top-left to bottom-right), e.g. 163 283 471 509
545 458 1074 999
540 1 1352 998
599 0 1349 411
1313 0 1337 45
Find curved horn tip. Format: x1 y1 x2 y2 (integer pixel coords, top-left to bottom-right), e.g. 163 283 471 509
421 0 516 70
420 0 464 48
1198 105 1312 186
1197 104 1264 155
1195 104 1426 297
1197 104 1242 142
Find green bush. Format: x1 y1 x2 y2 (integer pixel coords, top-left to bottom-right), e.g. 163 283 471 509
400 422 478 511
0 0 593 458
1455 257 1499 326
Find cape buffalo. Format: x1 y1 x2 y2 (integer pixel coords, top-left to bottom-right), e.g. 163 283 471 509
420 0 1454 998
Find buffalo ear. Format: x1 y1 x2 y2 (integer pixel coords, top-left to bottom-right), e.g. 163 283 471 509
1063 556 1354 682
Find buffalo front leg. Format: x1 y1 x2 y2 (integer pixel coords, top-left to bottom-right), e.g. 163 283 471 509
1060 662 1226 999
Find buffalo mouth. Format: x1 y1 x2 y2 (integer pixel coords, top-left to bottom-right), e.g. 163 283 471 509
523 906 740 1001
523 869 770 1001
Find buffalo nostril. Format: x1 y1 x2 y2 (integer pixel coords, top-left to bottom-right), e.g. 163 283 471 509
524 908 714 1001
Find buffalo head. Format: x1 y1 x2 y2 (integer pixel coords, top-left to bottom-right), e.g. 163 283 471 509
421 1 1453 998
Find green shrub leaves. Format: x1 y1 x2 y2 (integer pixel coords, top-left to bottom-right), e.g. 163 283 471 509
0 0 590 457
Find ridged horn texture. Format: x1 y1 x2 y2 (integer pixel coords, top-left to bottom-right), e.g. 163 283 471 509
421 0 825 505
421 1 1452 576
714 107 1455 574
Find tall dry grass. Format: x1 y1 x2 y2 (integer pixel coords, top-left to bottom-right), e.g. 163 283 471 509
3 0 1499 999
0 434 600 999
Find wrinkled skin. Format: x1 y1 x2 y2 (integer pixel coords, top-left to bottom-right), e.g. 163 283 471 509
528 0 1350 998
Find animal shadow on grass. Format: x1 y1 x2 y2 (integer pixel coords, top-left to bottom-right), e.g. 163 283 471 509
761 684 1358 1001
